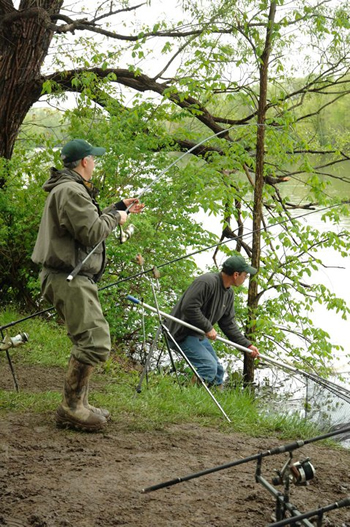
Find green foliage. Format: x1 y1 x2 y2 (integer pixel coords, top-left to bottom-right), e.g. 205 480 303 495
0 147 51 305
19 108 67 146
2 0 350 382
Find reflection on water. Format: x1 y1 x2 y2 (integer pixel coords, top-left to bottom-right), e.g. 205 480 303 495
254 364 350 448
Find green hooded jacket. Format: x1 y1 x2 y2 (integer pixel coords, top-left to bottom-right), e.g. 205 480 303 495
32 167 123 282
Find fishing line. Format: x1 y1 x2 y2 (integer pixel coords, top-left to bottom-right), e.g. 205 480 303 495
130 119 291 203
67 119 303 281
67 122 265 281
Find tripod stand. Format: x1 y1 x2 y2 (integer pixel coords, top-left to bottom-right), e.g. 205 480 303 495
0 330 29 392
134 254 183 392
131 255 231 422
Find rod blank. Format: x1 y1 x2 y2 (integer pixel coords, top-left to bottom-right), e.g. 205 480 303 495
142 425 350 493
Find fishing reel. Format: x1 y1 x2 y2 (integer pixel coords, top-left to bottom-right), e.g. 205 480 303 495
290 458 316 486
0 332 29 351
116 224 136 244
272 457 315 487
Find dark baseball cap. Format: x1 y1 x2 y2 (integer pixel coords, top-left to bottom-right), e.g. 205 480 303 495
61 139 106 163
222 255 257 275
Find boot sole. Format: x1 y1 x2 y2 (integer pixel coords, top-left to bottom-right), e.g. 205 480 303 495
55 409 107 432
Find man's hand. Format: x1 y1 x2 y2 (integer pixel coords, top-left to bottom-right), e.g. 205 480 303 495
118 211 128 225
205 328 217 340
123 198 145 213
248 344 259 358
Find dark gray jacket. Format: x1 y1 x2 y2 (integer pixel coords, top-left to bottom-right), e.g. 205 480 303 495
166 272 251 348
32 168 123 282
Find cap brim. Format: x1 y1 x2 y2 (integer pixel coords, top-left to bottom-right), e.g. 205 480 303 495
91 146 106 157
246 265 257 275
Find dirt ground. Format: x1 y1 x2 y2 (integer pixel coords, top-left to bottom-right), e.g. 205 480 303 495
1 365 350 527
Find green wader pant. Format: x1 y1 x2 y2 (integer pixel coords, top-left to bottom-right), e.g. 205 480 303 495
40 271 111 366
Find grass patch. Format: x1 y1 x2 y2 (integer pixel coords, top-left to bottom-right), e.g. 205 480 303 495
0 390 61 413
0 308 336 444
1 308 70 367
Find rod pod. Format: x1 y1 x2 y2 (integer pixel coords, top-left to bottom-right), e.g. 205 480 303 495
128 282 232 423
267 497 350 526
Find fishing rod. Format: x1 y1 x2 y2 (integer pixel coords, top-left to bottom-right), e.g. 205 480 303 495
141 424 350 493
141 424 350 526
127 294 260 356
69 121 345 282
2 200 345 333
267 498 350 527
126 295 350 402
66 125 242 282
99 200 348 293
1 231 243 332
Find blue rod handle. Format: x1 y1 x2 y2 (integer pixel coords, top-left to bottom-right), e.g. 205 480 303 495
127 295 140 304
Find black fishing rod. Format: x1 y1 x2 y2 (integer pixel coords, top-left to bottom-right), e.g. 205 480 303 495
0 234 239 332
267 498 350 527
99 201 346 291
1 238 235 332
141 424 350 493
126 295 350 404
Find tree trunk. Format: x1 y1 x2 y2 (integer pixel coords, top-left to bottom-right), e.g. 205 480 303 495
0 2 63 179
244 1 277 384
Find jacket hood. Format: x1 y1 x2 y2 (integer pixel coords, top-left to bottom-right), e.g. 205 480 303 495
42 168 84 192
42 168 99 198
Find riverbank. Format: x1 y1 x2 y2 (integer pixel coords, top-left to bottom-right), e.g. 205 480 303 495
2 310 350 525
2 360 350 526
1 404 350 525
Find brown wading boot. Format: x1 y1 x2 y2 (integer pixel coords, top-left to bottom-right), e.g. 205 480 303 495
56 357 107 432
83 376 110 420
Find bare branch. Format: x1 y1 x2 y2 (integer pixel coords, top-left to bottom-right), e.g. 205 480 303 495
45 67 234 138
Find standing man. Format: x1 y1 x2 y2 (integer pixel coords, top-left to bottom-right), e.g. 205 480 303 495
32 139 144 432
166 255 259 389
